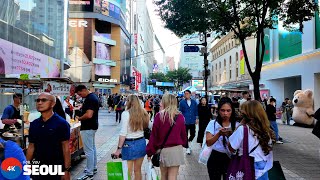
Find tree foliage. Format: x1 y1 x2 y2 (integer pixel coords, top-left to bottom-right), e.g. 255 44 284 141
148 68 192 87
166 67 193 84
155 0 318 100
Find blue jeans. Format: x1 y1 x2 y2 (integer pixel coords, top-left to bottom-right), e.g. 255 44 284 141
80 130 97 175
270 121 279 141
255 161 269 180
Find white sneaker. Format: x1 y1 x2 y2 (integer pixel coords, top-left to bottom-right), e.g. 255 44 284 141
276 140 284 144
186 148 191 155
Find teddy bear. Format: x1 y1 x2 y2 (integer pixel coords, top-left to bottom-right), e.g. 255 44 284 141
292 89 314 125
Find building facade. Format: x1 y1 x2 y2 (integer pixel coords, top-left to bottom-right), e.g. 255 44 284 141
209 12 320 109
66 0 131 94
209 32 256 96
0 0 68 112
131 0 155 92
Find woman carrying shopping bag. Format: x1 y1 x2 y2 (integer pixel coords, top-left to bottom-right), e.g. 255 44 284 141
146 94 187 180
205 97 239 180
112 95 150 180
228 100 275 180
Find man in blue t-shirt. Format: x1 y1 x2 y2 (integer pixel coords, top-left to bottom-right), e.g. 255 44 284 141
26 93 71 180
1 93 23 130
75 85 99 180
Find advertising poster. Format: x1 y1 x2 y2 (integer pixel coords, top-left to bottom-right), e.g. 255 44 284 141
43 81 72 96
69 0 94 12
120 30 131 85
66 18 93 82
95 41 111 77
191 79 204 87
94 0 102 12
240 50 245 75
130 77 135 90
0 38 60 77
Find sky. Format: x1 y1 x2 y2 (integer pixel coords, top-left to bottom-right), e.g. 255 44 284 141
146 1 181 67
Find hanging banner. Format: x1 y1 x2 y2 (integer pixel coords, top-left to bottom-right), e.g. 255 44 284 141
43 81 72 96
240 50 245 75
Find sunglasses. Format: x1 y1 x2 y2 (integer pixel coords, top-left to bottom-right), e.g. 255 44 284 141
35 98 52 103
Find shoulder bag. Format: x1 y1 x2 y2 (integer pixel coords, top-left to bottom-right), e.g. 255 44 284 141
151 115 178 167
227 125 255 180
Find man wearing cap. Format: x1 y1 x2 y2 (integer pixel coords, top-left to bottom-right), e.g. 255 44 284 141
1 93 23 130
26 92 71 180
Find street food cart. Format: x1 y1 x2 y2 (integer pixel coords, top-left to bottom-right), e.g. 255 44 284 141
0 76 83 160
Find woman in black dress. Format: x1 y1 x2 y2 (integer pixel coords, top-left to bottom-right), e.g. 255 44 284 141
197 97 213 146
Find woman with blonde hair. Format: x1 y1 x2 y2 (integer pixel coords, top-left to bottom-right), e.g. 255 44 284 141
112 95 149 180
228 100 275 180
147 94 187 180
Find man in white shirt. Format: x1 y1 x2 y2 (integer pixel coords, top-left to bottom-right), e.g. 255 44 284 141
239 91 249 109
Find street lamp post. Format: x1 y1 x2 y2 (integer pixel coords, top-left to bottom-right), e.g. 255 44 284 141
184 32 210 98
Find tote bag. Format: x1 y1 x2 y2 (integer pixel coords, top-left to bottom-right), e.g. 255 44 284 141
107 161 129 180
227 125 255 180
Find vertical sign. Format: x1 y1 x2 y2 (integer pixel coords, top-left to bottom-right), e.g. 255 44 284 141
240 50 245 75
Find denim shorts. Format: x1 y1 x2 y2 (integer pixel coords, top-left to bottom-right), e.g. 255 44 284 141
255 161 269 180
121 137 146 160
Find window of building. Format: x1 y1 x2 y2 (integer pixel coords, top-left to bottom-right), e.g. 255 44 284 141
224 59 226 67
232 41 234 47
219 62 221 69
230 70 232 80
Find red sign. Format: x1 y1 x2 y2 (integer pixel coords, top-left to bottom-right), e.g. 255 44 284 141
134 34 138 45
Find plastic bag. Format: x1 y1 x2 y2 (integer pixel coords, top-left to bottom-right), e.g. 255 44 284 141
146 161 158 180
198 142 213 165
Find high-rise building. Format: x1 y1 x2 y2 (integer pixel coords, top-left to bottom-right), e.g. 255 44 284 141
67 0 131 94
166 56 175 71
131 0 155 92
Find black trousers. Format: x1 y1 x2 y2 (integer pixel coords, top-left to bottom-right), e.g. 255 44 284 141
185 124 196 148
207 150 230 180
154 106 160 115
116 110 123 122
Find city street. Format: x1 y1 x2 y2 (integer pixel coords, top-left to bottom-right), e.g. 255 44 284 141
71 110 320 180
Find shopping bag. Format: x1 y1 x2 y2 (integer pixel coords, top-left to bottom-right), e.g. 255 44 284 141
227 125 255 180
146 161 158 180
198 143 213 165
107 161 130 180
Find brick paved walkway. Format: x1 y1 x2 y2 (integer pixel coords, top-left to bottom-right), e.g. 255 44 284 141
71 111 320 180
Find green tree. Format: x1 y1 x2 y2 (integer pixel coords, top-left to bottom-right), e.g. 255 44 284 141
155 0 318 100
166 67 193 87
148 72 168 85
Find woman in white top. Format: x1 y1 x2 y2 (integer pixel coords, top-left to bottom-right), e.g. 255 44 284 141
205 97 239 180
112 95 149 180
228 100 275 180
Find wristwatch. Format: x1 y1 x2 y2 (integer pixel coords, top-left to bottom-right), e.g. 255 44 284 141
117 146 122 150
64 166 72 172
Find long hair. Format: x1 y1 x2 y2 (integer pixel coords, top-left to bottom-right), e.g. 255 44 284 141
216 97 237 148
198 97 208 107
53 97 66 120
160 94 180 125
216 97 236 131
126 95 149 131
241 100 276 155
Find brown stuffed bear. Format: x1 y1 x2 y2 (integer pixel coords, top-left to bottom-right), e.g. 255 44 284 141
292 89 314 125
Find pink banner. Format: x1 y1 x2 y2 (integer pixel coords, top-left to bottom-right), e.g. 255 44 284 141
0 38 60 77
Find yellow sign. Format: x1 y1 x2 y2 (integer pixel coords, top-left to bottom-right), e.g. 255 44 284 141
240 50 245 75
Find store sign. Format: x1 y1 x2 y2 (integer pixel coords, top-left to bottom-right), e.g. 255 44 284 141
68 20 88 27
43 81 72 96
98 78 117 83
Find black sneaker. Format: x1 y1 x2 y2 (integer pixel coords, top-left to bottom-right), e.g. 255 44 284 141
77 174 93 180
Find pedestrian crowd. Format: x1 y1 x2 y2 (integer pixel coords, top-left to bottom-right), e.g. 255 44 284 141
1 85 314 180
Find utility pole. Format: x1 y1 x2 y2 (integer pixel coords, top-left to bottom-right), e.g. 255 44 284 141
184 32 210 98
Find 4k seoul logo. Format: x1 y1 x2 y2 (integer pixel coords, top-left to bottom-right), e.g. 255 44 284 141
1 158 65 179
1 158 22 179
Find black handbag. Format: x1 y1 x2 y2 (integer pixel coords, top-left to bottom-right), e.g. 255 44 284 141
151 115 178 167
144 128 151 140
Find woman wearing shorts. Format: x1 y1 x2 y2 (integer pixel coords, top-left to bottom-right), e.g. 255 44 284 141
147 94 187 180
112 95 149 180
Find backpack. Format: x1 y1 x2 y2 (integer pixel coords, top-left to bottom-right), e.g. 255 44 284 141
154 98 160 107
